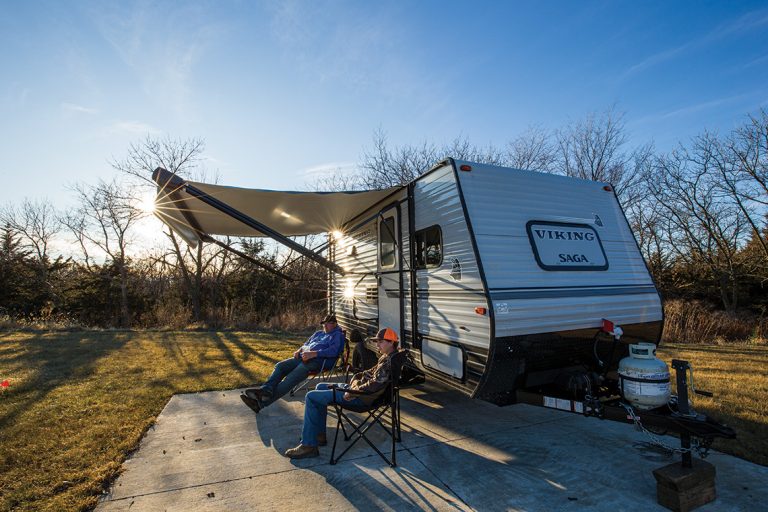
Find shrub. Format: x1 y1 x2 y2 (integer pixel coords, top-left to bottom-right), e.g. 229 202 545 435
662 299 766 344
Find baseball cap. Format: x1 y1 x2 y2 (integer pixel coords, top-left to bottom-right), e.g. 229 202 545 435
320 314 337 324
370 327 398 343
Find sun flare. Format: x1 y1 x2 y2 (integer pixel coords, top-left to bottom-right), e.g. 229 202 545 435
138 191 157 214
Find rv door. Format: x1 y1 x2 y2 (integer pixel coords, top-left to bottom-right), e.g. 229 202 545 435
377 207 402 336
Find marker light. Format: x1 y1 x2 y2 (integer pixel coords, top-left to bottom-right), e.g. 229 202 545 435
460 165 472 172
603 185 613 192
475 307 487 315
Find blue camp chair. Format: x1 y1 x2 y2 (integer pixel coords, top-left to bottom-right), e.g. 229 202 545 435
289 331 350 397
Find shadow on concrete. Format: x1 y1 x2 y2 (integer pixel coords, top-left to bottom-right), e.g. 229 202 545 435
96 380 768 511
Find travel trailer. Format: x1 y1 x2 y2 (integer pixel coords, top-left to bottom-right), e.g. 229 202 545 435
153 158 663 405
324 159 664 405
153 158 735 504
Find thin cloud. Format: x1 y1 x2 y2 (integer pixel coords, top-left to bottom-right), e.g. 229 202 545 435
266 2 449 110
633 93 750 126
620 45 688 80
620 9 768 81
743 53 768 69
301 162 358 177
658 94 748 120
61 102 99 114
85 3 220 119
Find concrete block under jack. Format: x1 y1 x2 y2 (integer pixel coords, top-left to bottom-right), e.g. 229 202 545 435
652 459 716 512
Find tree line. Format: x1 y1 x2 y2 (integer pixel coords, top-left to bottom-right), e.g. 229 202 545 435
1 108 766 330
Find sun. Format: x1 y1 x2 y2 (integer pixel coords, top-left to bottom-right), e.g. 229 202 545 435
138 190 157 214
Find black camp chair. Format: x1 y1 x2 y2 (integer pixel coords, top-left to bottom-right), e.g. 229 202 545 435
328 350 408 467
290 331 350 397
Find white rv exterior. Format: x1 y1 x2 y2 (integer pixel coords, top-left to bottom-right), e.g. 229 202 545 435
330 158 662 404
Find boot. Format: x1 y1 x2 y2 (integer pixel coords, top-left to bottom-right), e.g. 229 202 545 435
245 387 271 400
284 444 319 459
317 433 327 446
240 393 261 413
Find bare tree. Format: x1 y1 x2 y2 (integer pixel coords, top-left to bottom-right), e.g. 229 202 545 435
309 168 366 192
1 198 61 265
648 143 749 311
555 107 649 208
359 129 439 188
717 109 768 260
164 232 229 321
626 193 674 287
358 130 512 189
61 179 143 326
111 135 231 321
111 135 206 185
505 126 557 172
1 198 65 315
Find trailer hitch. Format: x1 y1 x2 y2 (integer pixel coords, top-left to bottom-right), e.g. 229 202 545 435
671 359 735 467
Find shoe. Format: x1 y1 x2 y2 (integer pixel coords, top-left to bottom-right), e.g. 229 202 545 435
240 393 262 413
245 387 271 400
284 444 319 459
317 433 327 446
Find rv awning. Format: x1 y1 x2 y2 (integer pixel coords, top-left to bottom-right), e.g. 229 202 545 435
153 169 400 247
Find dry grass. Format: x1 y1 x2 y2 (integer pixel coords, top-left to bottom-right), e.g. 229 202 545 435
656 342 768 466
0 314 83 332
0 330 301 511
662 299 766 344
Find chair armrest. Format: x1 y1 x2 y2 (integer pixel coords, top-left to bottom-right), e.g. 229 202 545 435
328 385 376 395
329 385 381 405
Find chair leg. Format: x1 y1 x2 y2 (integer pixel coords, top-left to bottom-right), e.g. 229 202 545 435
330 411 343 465
290 371 322 397
395 395 402 441
329 406 397 467
331 407 376 464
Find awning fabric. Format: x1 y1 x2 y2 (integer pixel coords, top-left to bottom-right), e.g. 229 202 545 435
154 177 400 247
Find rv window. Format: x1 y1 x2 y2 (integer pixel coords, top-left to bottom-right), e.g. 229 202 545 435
414 225 442 269
379 217 396 268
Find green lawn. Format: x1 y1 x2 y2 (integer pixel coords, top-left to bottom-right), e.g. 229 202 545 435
0 332 765 511
0 331 301 511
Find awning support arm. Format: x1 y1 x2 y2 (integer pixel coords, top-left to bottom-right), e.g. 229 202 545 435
201 235 294 281
280 239 331 272
153 167 345 276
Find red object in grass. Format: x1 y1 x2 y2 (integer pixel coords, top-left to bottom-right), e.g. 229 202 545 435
1 380 9 388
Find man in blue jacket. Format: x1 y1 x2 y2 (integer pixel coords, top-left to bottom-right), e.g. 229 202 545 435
241 314 343 413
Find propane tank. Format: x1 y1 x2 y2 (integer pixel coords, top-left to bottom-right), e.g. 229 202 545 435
618 342 671 410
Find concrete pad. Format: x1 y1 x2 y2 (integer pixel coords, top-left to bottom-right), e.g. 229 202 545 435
97 382 768 511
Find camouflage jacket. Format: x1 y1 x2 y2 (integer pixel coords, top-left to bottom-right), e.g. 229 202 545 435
348 352 394 403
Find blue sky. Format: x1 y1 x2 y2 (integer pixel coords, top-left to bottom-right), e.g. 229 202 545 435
1 0 767 209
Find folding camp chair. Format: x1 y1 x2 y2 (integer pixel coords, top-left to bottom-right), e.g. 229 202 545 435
289 331 350 397
328 350 408 467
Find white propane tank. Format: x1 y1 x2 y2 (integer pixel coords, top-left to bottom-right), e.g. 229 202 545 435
618 342 671 410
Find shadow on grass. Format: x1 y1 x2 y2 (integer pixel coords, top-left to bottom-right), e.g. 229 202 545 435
149 331 293 390
0 331 130 432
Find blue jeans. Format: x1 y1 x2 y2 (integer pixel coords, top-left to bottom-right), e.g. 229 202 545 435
302 382 364 446
261 356 326 406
